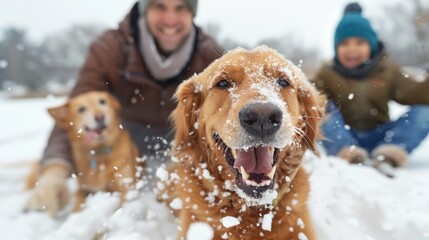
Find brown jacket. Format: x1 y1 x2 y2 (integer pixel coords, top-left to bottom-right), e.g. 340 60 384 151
314 59 429 131
42 3 223 168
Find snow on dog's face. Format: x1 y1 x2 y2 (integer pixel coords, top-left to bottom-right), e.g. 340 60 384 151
172 46 324 206
48 91 121 148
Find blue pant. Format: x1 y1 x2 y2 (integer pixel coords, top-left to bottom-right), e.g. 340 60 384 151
321 102 429 155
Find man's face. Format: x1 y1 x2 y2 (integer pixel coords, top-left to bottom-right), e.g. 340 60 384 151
337 37 371 69
146 0 193 55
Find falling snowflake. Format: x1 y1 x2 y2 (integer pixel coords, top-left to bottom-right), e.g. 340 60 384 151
0 60 8 69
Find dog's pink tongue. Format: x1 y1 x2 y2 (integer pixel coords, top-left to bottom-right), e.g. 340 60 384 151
233 146 273 174
85 131 98 144
233 148 256 173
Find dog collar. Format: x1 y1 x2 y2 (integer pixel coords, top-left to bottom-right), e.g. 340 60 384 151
89 147 113 170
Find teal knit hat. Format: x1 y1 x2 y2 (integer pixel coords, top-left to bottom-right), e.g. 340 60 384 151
334 3 378 55
139 0 198 17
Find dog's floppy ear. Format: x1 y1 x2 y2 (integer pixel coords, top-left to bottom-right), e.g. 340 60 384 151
297 79 326 154
48 103 71 129
171 77 202 148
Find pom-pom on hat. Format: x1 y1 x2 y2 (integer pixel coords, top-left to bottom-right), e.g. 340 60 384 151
334 2 378 55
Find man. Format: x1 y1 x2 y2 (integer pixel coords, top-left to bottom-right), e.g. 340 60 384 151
25 0 223 216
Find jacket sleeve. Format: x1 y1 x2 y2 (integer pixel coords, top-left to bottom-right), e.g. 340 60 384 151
70 30 122 97
40 126 73 170
391 65 429 105
312 68 333 100
41 31 123 170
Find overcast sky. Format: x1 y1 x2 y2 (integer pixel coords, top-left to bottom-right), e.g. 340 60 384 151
0 0 405 58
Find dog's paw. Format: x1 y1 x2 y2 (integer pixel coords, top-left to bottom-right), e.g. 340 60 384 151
24 164 70 217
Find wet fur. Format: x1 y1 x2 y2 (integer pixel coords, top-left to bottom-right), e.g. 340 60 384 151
162 47 325 239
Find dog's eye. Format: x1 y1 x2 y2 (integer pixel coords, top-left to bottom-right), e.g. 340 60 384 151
277 79 290 87
216 79 231 89
77 106 86 113
99 99 106 105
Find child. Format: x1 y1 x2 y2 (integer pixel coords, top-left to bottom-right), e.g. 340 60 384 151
313 2 429 177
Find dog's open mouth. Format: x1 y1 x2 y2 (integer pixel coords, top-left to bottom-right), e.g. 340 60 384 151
214 134 279 199
82 125 107 143
83 125 106 135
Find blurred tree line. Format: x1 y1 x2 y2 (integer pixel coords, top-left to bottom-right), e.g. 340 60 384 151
377 0 429 67
0 0 428 95
0 24 105 95
203 23 321 76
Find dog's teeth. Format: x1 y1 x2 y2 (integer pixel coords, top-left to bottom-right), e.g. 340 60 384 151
245 179 257 186
268 166 277 180
232 150 237 158
240 166 249 180
261 179 271 186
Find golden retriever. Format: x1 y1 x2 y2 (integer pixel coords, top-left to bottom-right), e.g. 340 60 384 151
161 46 325 240
27 91 141 212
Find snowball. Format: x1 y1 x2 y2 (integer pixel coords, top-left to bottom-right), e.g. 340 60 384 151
348 93 354 100
221 216 240 228
187 222 214 240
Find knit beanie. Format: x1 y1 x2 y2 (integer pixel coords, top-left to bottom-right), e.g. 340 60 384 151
139 0 198 17
334 2 378 55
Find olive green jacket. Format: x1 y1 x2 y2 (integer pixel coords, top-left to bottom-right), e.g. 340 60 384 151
313 60 429 131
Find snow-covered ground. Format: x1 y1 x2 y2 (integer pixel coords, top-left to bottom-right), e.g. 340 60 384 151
0 96 429 240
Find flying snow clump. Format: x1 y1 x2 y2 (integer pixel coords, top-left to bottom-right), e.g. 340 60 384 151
187 222 214 240
221 216 240 228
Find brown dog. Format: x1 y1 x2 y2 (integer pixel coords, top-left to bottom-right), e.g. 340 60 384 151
26 91 141 214
160 46 325 239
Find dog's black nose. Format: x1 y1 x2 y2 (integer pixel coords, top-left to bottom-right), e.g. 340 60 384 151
239 103 282 137
95 114 105 125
